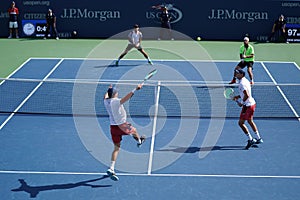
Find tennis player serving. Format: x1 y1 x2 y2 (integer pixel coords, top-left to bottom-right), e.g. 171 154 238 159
104 84 146 181
233 69 263 149
115 24 153 66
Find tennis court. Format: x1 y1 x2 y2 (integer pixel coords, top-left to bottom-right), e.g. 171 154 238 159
0 58 299 200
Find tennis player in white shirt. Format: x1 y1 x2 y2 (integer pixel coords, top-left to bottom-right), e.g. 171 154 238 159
115 24 153 66
104 84 145 180
233 69 263 149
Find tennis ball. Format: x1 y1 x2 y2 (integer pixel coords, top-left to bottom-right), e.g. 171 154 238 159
196 37 201 41
72 30 77 38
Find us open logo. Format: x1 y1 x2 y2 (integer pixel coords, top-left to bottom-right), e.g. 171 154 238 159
146 4 183 24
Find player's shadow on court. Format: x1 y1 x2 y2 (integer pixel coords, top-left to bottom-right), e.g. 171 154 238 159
11 175 111 198
159 145 248 153
93 64 141 68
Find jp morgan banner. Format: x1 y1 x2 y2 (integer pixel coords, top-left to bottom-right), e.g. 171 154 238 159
0 0 299 40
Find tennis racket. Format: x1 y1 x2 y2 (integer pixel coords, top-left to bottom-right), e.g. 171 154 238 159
224 88 239 103
131 69 157 96
224 88 234 100
141 69 157 85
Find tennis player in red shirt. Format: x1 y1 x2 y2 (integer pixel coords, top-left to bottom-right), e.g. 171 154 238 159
8 1 19 38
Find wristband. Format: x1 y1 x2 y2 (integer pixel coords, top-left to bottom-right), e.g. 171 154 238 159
131 88 136 94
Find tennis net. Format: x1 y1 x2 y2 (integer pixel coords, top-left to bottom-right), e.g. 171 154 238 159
0 78 299 119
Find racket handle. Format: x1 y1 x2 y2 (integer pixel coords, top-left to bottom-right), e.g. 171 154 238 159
233 99 239 103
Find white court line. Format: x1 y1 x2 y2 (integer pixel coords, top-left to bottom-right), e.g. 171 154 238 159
259 61 298 64
294 62 300 70
261 62 300 121
147 81 161 175
0 58 32 86
262 61 300 71
28 57 297 64
0 170 299 179
0 59 64 130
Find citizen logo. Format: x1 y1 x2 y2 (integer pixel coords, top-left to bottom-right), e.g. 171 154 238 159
24 13 46 20
286 17 300 24
61 8 121 21
208 9 268 23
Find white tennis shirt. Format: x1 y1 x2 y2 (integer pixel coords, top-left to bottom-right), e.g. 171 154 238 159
104 98 127 125
128 30 142 46
238 77 256 106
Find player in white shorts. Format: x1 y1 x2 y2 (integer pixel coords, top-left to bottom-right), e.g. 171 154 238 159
115 24 153 66
8 1 19 38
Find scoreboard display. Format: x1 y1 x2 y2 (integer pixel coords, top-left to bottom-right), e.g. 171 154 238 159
35 23 47 37
286 23 300 43
22 20 47 38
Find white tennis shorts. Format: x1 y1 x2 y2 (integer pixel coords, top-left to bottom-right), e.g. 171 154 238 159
9 22 18 29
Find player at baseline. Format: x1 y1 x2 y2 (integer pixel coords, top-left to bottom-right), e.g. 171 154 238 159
115 24 153 66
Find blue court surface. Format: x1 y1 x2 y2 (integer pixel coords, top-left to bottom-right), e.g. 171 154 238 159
0 58 299 200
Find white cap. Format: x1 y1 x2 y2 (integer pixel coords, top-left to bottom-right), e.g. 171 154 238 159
244 37 249 41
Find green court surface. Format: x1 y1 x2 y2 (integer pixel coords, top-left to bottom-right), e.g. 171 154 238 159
0 38 299 77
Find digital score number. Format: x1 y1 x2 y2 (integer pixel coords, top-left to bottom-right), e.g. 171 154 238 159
286 24 300 43
35 23 47 37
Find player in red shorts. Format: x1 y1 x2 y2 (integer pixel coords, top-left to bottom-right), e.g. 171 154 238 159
103 84 146 180
233 69 263 149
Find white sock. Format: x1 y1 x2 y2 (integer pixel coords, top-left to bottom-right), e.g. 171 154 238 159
246 133 253 140
254 131 261 139
110 161 115 171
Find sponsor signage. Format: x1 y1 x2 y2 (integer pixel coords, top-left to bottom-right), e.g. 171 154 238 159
0 0 299 40
22 19 47 37
146 3 183 24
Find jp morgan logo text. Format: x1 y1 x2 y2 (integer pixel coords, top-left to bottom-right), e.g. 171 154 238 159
61 8 121 21
208 9 268 23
